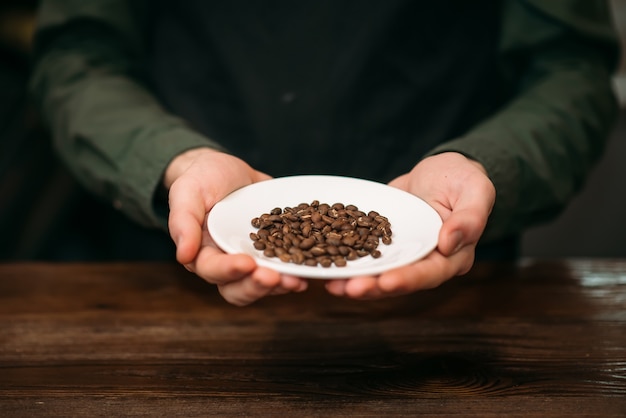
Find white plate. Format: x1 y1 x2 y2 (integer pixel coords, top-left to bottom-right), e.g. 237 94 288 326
207 175 442 279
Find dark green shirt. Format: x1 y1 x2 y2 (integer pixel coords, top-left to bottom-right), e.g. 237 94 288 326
30 0 619 245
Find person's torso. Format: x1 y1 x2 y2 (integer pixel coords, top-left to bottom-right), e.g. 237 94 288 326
145 0 505 182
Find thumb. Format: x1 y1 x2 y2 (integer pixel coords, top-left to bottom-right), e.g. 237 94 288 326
439 229 465 256
437 209 486 256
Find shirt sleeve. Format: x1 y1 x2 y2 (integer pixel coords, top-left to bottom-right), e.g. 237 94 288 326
29 0 227 231
425 0 620 242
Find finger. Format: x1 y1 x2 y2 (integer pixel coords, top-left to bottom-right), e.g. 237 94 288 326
326 276 390 299
327 244 474 300
377 248 474 295
188 245 258 285
325 278 348 296
342 276 380 298
279 274 309 292
219 278 275 306
326 275 400 300
387 173 409 190
252 171 273 183
437 173 494 256
168 180 208 264
218 267 282 306
438 207 488 256
267 275 308 296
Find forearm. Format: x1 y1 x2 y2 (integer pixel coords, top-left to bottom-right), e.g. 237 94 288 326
427 1 619 241
432 51 617 240
30 19 223 230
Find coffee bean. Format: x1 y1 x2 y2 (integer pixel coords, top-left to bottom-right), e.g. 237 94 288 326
310 245 327 256
249 201 393 268
299 237 316 250
333 257 347 267
279 253 291 263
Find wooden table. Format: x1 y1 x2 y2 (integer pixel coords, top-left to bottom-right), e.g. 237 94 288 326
0 260 625 417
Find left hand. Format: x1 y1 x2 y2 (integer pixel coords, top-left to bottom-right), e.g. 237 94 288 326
325 152 495 299
165 147 308 306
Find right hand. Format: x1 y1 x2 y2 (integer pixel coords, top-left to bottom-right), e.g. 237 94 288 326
325 152 494 300
164 147 308 306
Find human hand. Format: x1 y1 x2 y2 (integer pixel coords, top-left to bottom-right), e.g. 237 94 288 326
325 152 495 299
164 147 308 306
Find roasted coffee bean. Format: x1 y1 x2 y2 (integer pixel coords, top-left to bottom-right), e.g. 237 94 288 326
347 250 359 260
249 201 392 267
318 257 332 268
356 216 372 228
310 246 327 256
356 249 369 257
326 245 339 256
340 223 355 231
333 257 347 267
362 241 377 252
313 221 326 230
292 251 305 264
330 219 345 230
338 245 350 256
342 236 356 246
279 253 291 263
299 237 316 250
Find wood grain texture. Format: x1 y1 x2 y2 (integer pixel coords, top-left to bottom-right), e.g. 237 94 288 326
0 260 625 417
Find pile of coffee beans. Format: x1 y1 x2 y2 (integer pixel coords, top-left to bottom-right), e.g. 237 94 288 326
249 200 392 267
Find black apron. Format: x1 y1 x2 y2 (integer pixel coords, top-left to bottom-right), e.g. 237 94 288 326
146 0 505 182
70 0 516 261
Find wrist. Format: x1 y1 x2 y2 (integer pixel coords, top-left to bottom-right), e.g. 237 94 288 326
163 147 216 189
435 151 489 177
466 157 488 177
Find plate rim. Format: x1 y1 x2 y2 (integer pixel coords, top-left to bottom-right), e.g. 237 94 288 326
207 175 442 279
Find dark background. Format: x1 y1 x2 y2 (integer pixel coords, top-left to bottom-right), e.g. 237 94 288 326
1 1 624 260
